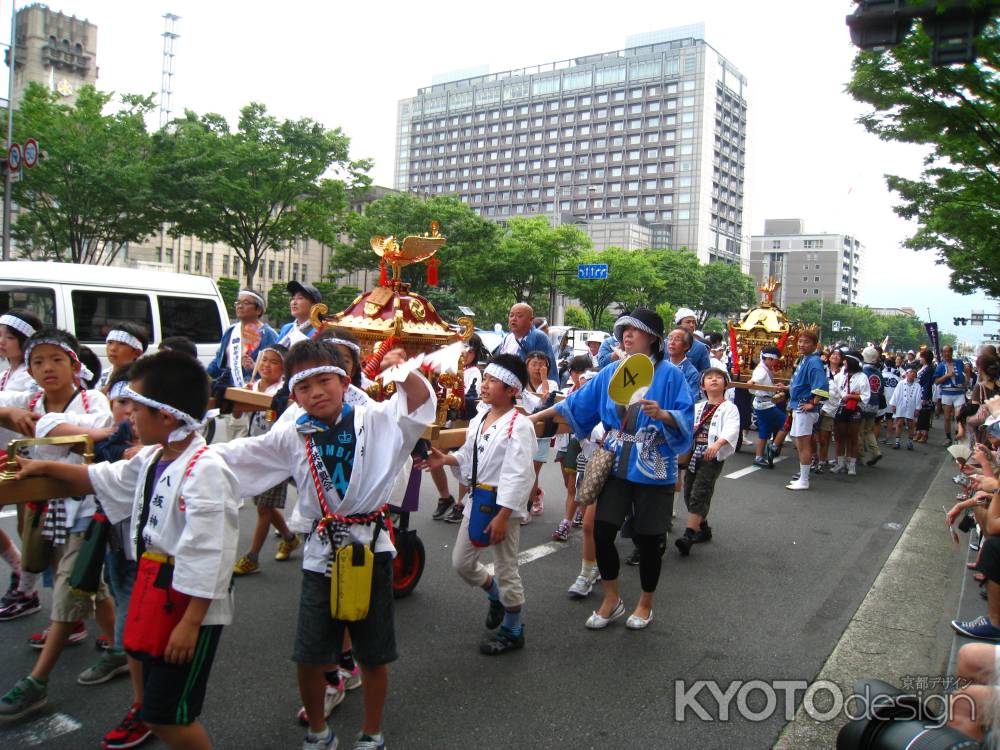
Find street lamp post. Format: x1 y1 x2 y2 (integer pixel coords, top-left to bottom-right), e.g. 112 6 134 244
2 0 16 261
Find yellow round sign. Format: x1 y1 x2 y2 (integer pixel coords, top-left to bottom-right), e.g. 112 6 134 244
608 354 654 406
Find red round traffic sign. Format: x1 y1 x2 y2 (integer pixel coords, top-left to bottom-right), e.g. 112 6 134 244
7 143 21 171
23 138 38 168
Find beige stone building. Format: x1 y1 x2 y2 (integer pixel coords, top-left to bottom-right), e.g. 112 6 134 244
9 3 97 106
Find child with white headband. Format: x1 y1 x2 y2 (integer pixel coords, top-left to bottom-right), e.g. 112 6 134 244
101 323 149 392
0 328 115 722
419 353 536 656
0 308 42 619
12 349 240 749
211 338 435 750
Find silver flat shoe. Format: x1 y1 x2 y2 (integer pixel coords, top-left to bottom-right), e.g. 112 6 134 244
626 610 654 630
585 599 625 629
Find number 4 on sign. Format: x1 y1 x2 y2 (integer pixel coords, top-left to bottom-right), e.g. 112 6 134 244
608 353 654 405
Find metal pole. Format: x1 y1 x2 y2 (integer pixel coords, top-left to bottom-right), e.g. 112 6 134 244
2 0 15 261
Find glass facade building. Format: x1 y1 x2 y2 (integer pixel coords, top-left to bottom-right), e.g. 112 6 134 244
395 26 749 267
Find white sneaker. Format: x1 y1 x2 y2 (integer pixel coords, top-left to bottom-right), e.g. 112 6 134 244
785 480 809 491
847 465 857 476
585 599 625 629
567 571 600 599
297 681 345 725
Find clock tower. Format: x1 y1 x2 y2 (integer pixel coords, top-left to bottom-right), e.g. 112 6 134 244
5 4 98 107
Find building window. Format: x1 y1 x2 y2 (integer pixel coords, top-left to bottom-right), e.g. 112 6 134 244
278 262 285 281
183 250 191 272
292 262 299 280
301 265 308 282
222 256 230 275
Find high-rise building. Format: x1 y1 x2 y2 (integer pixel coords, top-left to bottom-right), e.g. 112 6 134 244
395 24 749 267
7 4 97 106
749 219 865 308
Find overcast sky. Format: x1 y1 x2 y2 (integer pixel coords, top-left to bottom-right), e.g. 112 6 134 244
13 0 995 345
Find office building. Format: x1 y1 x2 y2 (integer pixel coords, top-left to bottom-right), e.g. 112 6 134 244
749 219 865 308
395 24 749 266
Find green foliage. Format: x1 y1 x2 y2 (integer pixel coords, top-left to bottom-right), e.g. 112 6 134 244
655 303 677 333
156 102 370 289
264 282 361 330
652 249 704 309
847 21 1000 295
703 317 726 334
785 300 947 352
11 84 164 264
697 262 756 324
563 306 590 329
216 277 240 320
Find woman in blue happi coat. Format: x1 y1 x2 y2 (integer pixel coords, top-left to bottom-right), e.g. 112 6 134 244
530 307 693 631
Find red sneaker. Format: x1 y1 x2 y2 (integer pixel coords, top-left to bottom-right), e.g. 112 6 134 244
102 703 152 749
29 619 87 649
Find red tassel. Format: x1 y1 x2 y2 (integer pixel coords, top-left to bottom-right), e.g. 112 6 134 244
776 330 789 353
728 326 740 376
379 258 388 286
427 257 439 287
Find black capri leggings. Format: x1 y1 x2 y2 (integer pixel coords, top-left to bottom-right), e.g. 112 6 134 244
593 520 665 593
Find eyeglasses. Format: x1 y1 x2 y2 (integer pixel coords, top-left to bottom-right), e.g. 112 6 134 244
235 300 256 307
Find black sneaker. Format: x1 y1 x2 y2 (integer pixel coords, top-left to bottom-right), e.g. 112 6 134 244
1 573 20 606
675 535 693 557
697 521 713 542
624 547 641 566
866 454 882 467
443 505 464 524
479 626 524 655
485 598 504 630
431 496 455 520
0 592 40 621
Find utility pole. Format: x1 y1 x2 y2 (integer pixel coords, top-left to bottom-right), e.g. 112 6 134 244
2 0 16 261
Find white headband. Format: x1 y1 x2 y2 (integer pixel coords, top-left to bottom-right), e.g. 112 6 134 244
288 365 347 392
761 352 780 360
106 329 144 352
239 290 266 312
323 338 361 356
261 346 287 360
121 385 206 443
108 380 128 399
484 363 523 394
24 338 94 383
0 314 36 339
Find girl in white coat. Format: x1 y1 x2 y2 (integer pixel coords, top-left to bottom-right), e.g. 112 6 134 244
676 367 741 557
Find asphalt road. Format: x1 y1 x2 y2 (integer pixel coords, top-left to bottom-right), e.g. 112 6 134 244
0 426 947 750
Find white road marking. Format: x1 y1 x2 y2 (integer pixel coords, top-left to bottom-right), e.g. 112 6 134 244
724 455 788 479
0 507 16 519
483 539 565 575
8 712 82 746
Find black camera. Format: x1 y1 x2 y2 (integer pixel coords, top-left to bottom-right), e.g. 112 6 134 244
958 511 977 534
836 679 981 750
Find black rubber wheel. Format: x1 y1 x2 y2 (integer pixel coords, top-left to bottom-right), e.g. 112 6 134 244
392 533 425 599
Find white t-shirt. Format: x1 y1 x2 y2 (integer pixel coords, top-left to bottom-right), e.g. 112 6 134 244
750 363 777 411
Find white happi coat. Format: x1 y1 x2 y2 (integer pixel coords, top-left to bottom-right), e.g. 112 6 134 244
450 407 536 520
88 435 240 625
692 399 741 462
889 379 922 421
0 364 37 450
212 380 436 574
0 388 111 528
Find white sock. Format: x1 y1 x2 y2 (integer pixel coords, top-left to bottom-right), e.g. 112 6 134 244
17 570 39 595
837 456 846 468
848 457 857 470
798 464 810 483
581 560 598 577
0 543 21 575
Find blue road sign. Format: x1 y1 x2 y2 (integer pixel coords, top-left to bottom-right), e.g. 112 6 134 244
577 263 609 280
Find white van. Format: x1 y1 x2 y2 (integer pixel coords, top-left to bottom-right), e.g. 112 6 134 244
0 261 229 368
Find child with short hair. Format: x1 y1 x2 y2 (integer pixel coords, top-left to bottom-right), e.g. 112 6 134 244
675 367 740 557
551 355 593 542
421 353 536 655
523 350 559 520
232 344 300 575
212 338 435 750
158 336 198 359
12 349 240 749
0 328 115 720
101 323 149 391
890 365 921 451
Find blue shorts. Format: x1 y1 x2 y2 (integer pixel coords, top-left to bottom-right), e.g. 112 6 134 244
755 406 785 440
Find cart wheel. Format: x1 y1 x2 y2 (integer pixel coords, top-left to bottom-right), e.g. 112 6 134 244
392 533 425 599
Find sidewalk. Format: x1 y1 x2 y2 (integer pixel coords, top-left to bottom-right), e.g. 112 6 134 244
773 449 969 749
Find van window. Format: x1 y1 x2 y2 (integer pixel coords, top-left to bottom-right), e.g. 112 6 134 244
71 290 152 342
0 285 56 326
158 296 223 343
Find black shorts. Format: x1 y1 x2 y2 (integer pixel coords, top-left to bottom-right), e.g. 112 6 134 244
138 625 223 726
977 535 1000 585
594 476 673 536
292 552 397 667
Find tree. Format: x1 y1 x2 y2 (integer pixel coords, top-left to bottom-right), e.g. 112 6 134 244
696 262 756 325
563 306 589 329
652 249 704 309
703 317 726 334
560 247 663 328
216 277 240 320
847 22 1000 295
265 281 361 329
331 192 500 298
10 84 164 264
157 102 370 289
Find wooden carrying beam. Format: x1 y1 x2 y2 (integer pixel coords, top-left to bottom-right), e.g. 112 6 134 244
424 412 569 449
0 435 94 505
223 387 274 411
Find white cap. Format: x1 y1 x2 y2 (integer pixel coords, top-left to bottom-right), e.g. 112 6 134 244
862 346 879 364
586 332 604 344
674 307 696 324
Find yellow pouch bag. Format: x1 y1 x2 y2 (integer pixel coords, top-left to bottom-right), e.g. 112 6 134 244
329 542 374 621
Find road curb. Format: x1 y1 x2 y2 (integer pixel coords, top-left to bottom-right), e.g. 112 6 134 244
773 451 966 749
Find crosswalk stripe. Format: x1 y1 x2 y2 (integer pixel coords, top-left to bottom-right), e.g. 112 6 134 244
724 455 788 479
